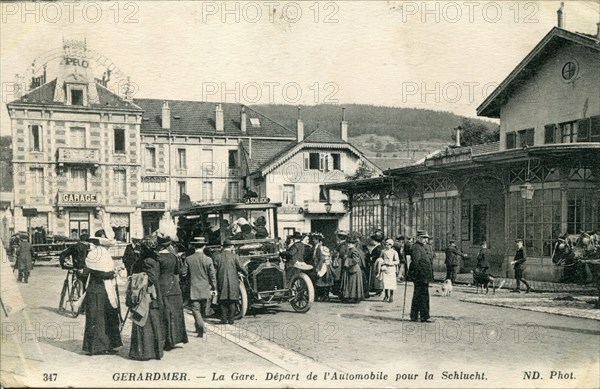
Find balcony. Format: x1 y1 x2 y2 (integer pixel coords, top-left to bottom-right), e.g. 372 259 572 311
57 191 101 207
57 147 100 167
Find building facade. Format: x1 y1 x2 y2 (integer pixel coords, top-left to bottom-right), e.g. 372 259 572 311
8 42 144 242
328 27 600 282
243 108 381 248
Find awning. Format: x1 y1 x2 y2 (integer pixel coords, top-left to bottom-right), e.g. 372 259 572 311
110 213 130 227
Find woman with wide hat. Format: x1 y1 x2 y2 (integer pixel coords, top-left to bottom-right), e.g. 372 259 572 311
129 236 164 360
82 237 122 355
156 233 188 350
340 233 364 303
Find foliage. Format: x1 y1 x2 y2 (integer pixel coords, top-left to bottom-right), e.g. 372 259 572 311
453 118 500 146
346 160 377 180
252 103 499 142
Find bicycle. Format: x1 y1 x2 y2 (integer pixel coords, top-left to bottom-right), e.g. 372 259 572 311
58 268 83 318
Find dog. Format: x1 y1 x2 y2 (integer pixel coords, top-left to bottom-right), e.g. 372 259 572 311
471 269 496 294
441 279 453 296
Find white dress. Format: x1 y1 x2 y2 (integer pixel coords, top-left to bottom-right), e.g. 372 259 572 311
380 249 399 290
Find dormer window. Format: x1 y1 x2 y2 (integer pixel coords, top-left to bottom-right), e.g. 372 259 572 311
249 118 260 127
66 84 87 106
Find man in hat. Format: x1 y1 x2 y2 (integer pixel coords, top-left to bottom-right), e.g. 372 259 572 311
15 234 34 283
366 231 384 297
476 240 490 274
444 240 467 283
283 231 305 270
213 240 248 324
60 233 91 290
408 231 434 322
393 235 406 280
511 239 532 293
184 238 216 337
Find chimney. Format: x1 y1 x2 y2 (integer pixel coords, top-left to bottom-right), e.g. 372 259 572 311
161 101 170 129
215 103 224 132
296 107 304 143
455 126 462 147
340 107 348 141
240 106 247 133
557 2 564 28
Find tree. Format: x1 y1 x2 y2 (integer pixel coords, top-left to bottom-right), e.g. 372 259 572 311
453 118 499 146
346 160 377 180
384 143 396 152
375 140 383 151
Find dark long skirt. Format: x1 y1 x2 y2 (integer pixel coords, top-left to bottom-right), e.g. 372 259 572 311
82 278 122 355
162 294 188 350
129 307 164 360
341 268 364 302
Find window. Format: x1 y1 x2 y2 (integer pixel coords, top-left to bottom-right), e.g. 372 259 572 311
177 181 187 198
111 213 130 242
560 121 577 143
30 168 44 195
202 149 214 174
518 128 534 147
70 127 86 148
506 132 516 149
308 153 320 170
114 128 126 154
332 153 341 170
177 148 186 169
508 189 562 257
30 125 42 151
114 170 126 197
576 116 600 143
283 227 296 238
146 147 156 169
319 185 330 202
422 197 458 251
561 62 577 81
228 150 238 169
567 190 600 235
71 89 83 106
544 124 557 144
202 181 213 201
228 181 239 201
283 185 295 205
70 168 87 191
249 118 260 127
141 176 167 201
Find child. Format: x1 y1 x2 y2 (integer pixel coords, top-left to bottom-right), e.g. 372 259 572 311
380 239 400 302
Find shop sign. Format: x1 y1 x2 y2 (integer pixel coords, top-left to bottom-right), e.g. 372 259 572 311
58 191 99 205
142 201 166 210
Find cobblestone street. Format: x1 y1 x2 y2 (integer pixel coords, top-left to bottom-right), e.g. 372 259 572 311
2 265 599 388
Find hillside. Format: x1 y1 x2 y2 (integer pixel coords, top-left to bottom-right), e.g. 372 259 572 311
251 104 499 142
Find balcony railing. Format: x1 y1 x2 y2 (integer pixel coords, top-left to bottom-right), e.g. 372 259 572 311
57 147 100 166
57 191 101 206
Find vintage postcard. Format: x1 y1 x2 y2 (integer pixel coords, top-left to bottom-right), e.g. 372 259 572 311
1 1 599 388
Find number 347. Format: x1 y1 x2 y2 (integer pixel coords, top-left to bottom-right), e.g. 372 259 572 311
43 373 57 381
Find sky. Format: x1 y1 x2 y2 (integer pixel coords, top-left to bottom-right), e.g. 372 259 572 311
1 0 599 137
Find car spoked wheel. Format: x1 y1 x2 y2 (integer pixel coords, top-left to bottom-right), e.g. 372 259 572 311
289 273 314 313
232 280 248 321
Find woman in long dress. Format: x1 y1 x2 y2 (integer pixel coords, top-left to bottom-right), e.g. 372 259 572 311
380 238 400 303
156 235 188 350
82 237 122 355
341 235 364 303
366 235 384 295
129 236 164 361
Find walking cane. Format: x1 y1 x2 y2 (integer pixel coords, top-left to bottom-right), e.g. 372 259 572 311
120 307 130 333
115 276 124 327
401 277 408 320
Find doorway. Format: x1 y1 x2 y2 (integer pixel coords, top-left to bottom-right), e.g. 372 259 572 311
69 211 90 240
311 219 338 249
142 212 162 237
472 203 488 246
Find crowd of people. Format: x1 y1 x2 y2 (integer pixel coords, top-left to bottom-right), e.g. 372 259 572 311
42 222 542 358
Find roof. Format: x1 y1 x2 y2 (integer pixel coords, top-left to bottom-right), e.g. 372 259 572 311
240 139 296 173
303 127 346 143
133 98 296 138
8 79 142 112
477 27 600 118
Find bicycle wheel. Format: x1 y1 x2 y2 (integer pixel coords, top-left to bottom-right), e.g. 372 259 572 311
58 278 69 313
70 278 82 318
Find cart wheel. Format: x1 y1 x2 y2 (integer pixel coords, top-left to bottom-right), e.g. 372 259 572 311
289 273 314 313
232 280 248 321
